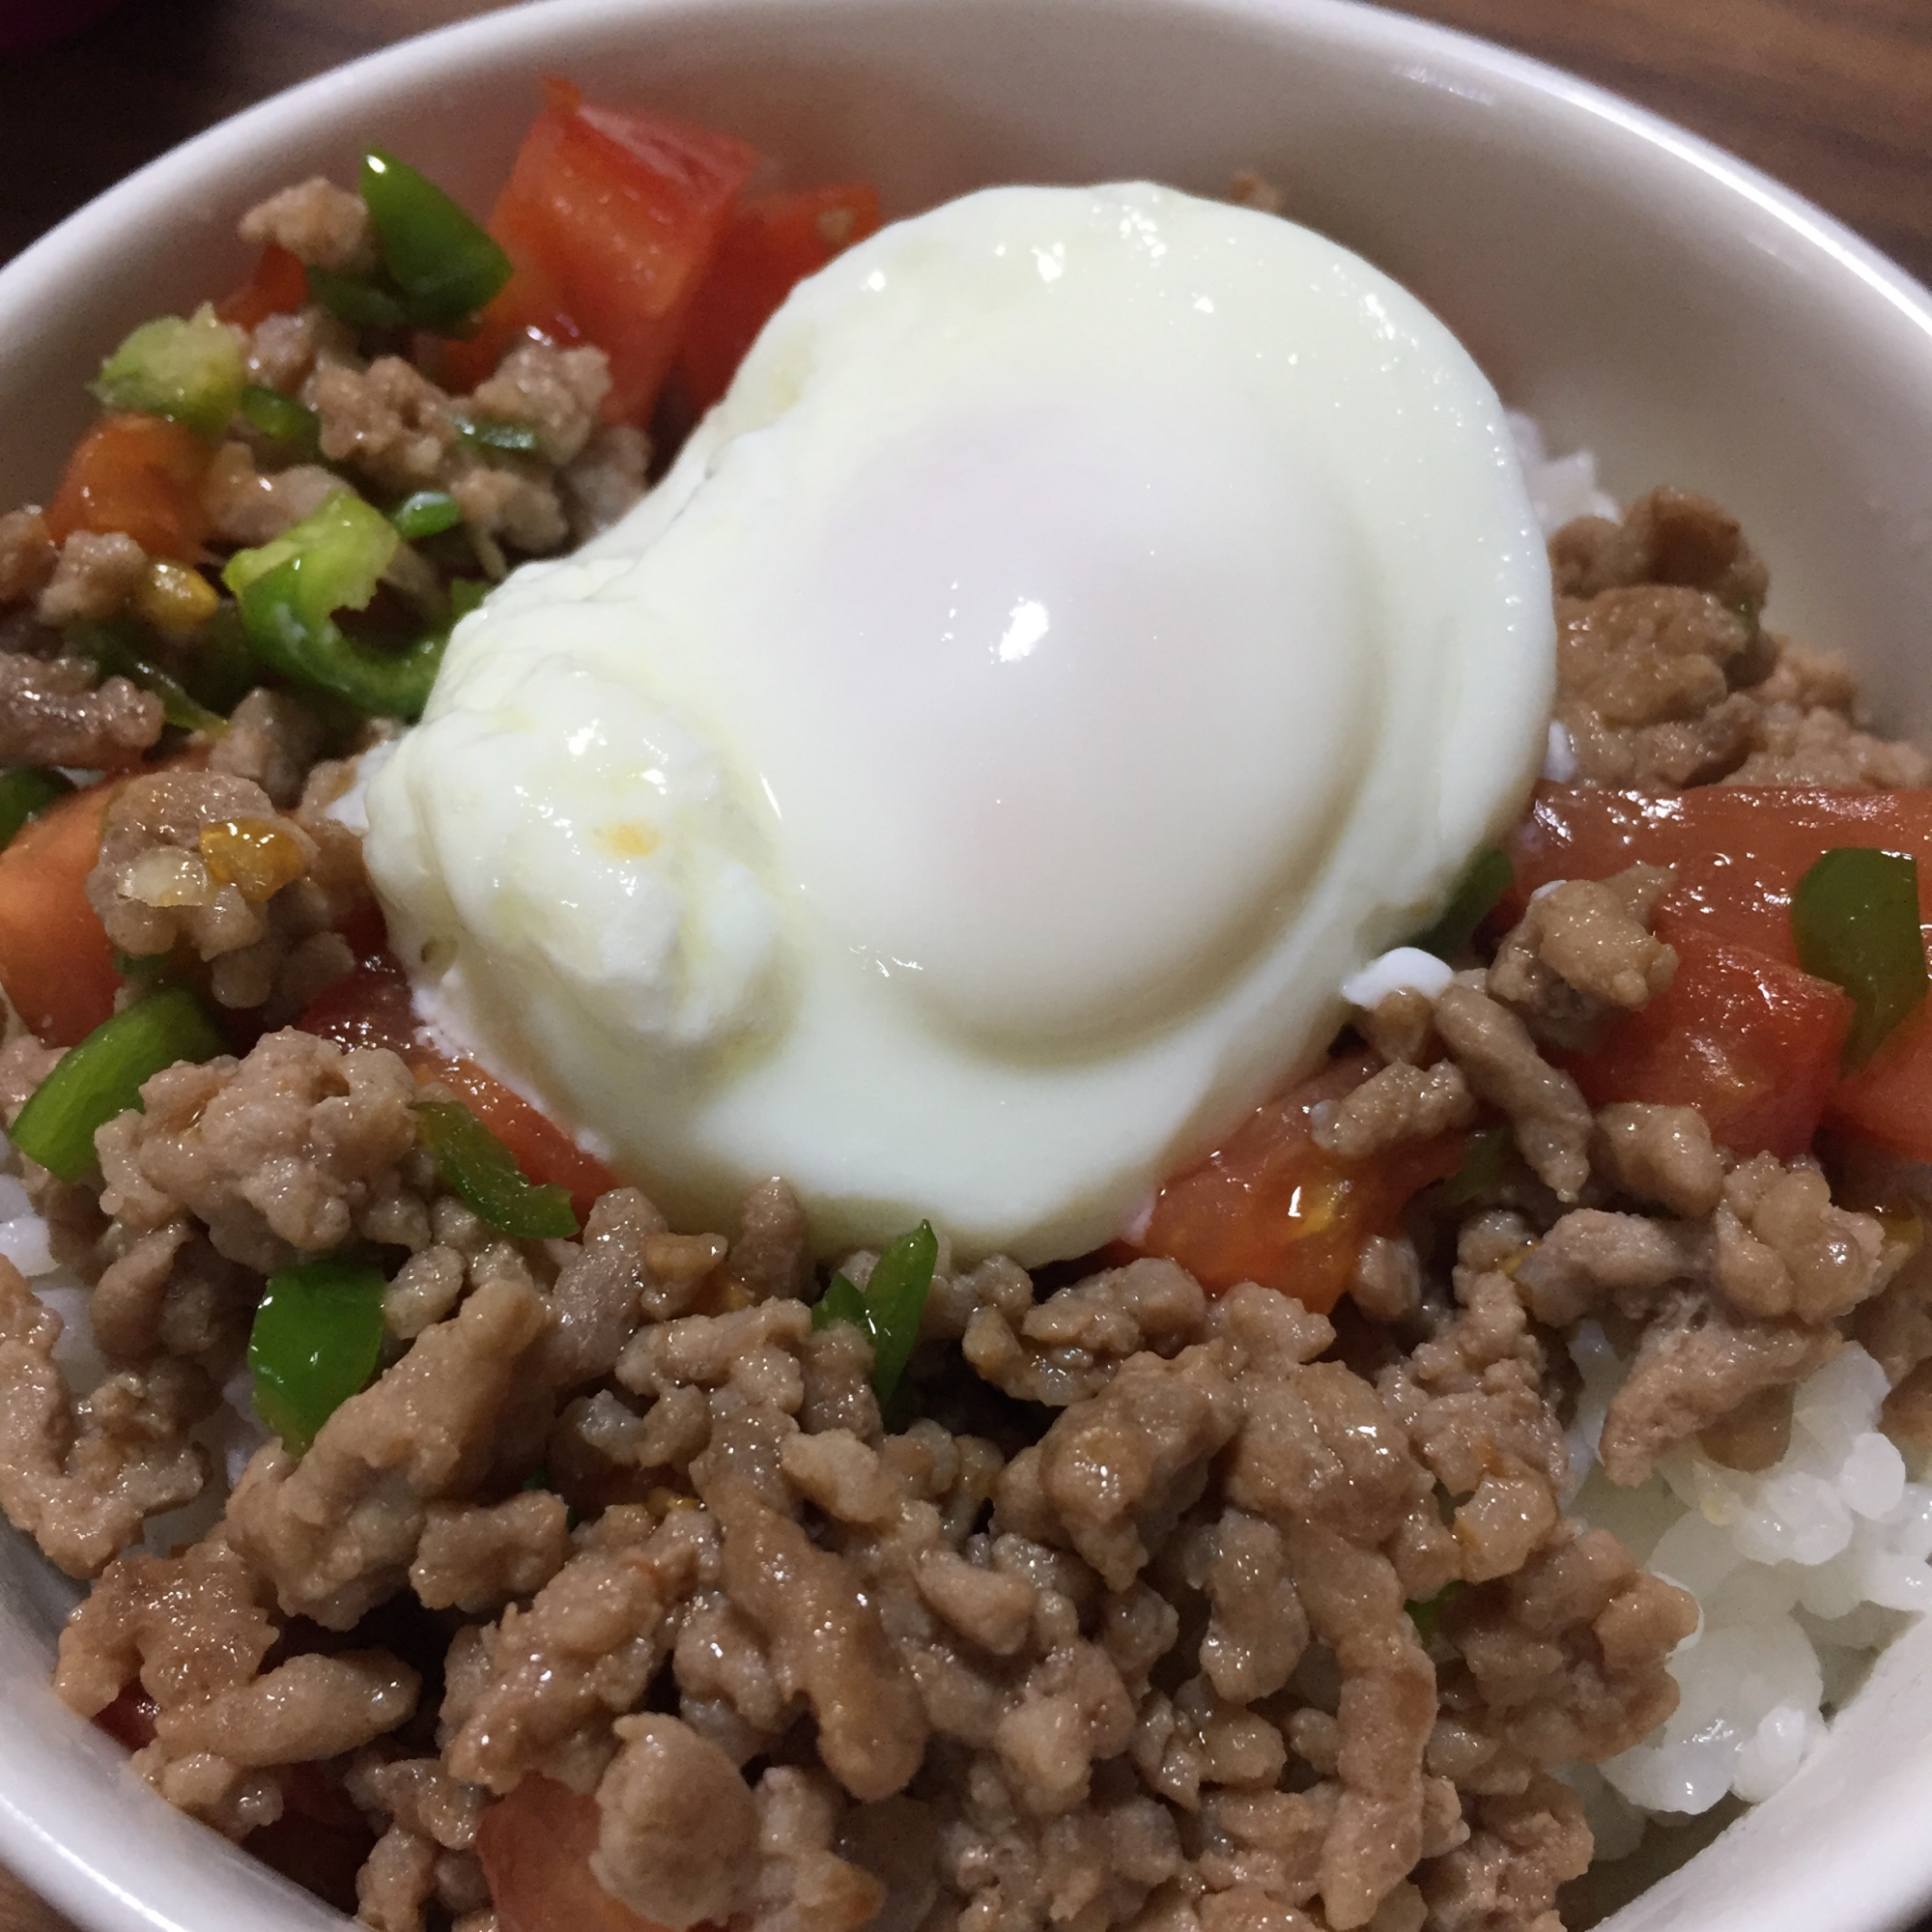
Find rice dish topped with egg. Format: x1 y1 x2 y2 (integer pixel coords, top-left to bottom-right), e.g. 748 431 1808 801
0 83 1930 1932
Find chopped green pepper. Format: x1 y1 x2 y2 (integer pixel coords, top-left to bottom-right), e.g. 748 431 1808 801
1406 1580 1467 1645
0 769 74 850
360 149 512 333
9 988 227 1182
390 490 464 541
90 303 245 440
239 383 323 460
223 492 451 720
415 1099 579 1239
248 1260 387 1454
1424 1124 1512 1211
453 413 542 457
1413 847 1514 962
1792 846 1929 1068
305 267 412 331
811 1220 939 1403
66 619 228 735
187 604 264 717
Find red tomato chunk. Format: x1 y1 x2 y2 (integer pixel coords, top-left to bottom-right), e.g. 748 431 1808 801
448 77 758 424
675 183 883 412
1505 784 1932 1159
1127 1054 1462 1311
477 1775 680 1932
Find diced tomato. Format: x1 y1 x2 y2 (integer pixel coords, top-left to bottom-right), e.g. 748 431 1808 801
1826 999 1932 1162
43 412 214 562
675 183 882 412
477 1775 677 1932
0 780 121 1046
1504 783 1932 1155
1557 930 1852 1160
446 78 758 424
215 242 309 329
297 952 619 1221
1504 784 1932 968
1126 1054 1463 1312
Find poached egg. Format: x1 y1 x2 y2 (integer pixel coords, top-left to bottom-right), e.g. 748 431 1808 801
363 181 1554 1261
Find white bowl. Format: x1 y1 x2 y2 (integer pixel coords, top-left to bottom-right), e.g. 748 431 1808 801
3 1 1932 1928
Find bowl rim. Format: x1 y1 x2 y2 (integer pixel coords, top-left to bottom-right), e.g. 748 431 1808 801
4 2 1932 1930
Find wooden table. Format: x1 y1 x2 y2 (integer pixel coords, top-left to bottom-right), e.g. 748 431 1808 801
0 0 1928 1927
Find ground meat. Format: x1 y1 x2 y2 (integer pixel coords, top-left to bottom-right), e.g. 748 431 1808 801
0 648 163 768
155 1647 418 1765
410 1492 574 1613
310 356 459 492
304 355 576 557
716 1484 929 1801
97 1030 418 1272
1515 1211 1693 1328
1727 698 1931 786
447 461 569 555
244 302 357 394
1591 1103 1724 1219
468 342 612 467
560 423 652 540
1432 983 1593 1203
1710 1153 1889 1323
200 440 342 546
0 507 56 604
591 1714 761 1926
1288 1522 1435 1930
1551 488 1768 612
207 687 329 808
1487 866 1675 1050
965 1257 1205 1406
0 1259 214 1576
87 767 317 961
36 528 150 626
724 1177 815 1306
1419 1777 1593 1932
229 1273 549 1627
448 1506 706 1793
1596 1289 1842 1486
1313 1062 1473 1160
239 176 377 273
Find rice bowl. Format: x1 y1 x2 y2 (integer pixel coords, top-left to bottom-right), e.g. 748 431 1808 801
3 5 1932 1932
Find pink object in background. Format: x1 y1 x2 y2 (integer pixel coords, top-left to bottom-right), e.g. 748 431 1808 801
0 0 124 57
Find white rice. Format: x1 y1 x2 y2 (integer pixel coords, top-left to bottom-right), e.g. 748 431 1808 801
1567 1331 1932 1847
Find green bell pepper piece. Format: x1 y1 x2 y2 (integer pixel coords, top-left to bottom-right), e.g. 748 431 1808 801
1425 1124 1512 1211
811 1220 939 1402
390 490 463 541
1413 847 1514 962
453 413 542 457
9 988 227 1182
361 149 512 333
305 267 412 332
223 492 452 720
248 1260 387 1454
90 303 245 440
66 619 228 735
1792 846 1929 1068
415 1099 579 1239
0 769 74 850
239 383 322 461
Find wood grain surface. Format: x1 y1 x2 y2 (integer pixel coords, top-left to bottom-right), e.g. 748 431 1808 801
0 1 1928 1928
